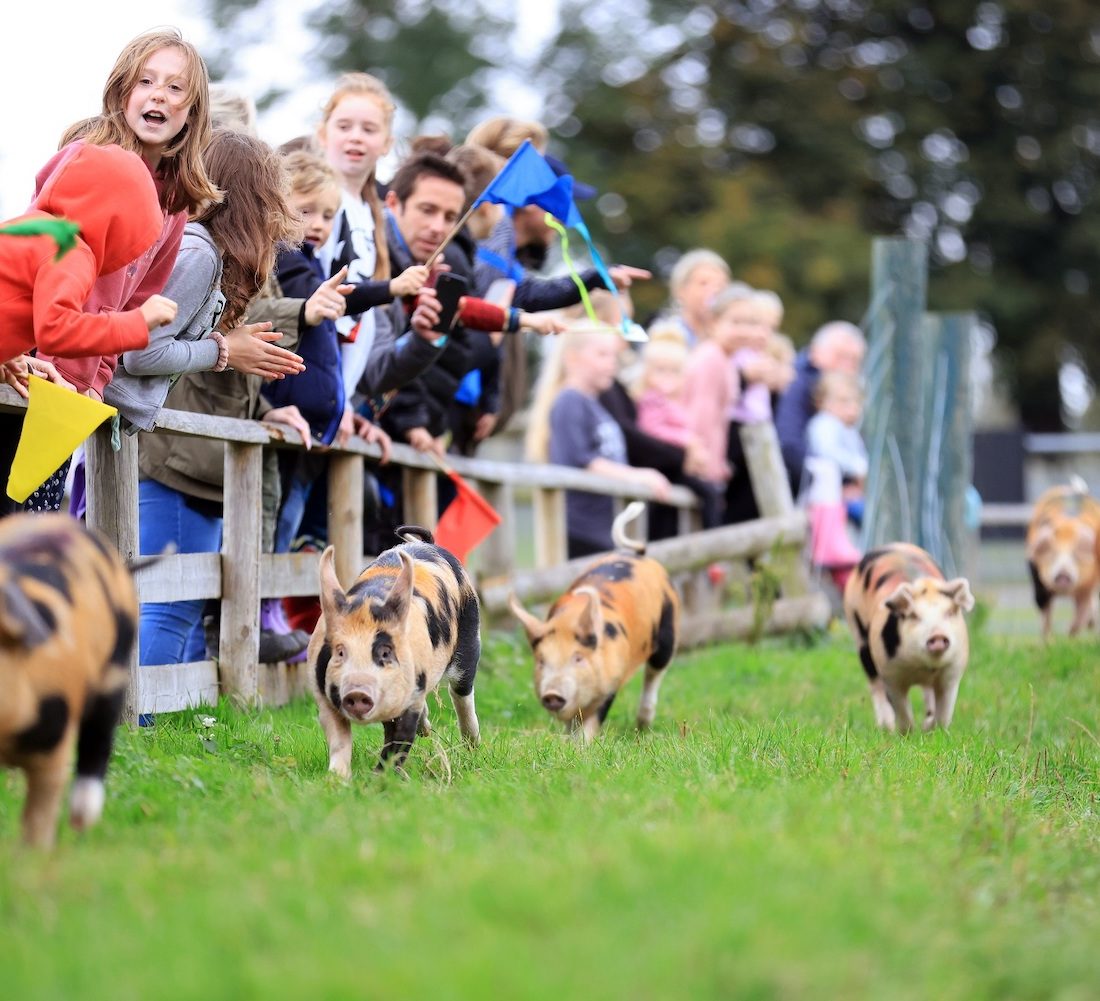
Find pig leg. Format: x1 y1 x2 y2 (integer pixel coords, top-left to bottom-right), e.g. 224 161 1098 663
446 597 481 747
580 708 604 743
868 678 896 731
70 685 126 832
637 666 664 730
418 706 432 737
885 682 915 735
21 741 75 849
448 688 480 746
1069 591 1091 636
932 677 961 730
378 705 422 771
1029 561 1053 641
921 686 937 732
317 700 354 779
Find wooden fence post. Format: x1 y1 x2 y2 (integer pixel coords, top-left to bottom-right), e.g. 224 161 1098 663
740 421 808 597
402 467 437 531
219 441 263 704
533 487 566 568
328 452 365 585
86 426 141 720
475 480 515 579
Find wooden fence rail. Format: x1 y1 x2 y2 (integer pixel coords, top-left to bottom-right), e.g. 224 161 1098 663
1 388 817 719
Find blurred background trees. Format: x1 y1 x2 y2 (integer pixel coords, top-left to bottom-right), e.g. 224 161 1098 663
208 0 1100 431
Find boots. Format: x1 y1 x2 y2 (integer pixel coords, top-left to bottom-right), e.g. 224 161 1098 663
203 600 311 664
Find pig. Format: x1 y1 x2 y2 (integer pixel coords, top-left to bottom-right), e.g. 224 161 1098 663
509 502 680 741
0 513 138 847
309 526 480 777
843 542 974 734
1025 478 1100 640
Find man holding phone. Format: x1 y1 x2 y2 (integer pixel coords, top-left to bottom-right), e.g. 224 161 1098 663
362 153 477 455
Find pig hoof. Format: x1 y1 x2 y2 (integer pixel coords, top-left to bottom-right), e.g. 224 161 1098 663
69 778 105 832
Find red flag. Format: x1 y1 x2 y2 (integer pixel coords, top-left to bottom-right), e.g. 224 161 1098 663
434 471 502 564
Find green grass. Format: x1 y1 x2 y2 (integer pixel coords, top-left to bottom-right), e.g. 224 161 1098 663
1 625 1098 1000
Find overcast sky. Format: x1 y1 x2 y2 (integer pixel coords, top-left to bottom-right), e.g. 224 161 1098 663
0 1 557 217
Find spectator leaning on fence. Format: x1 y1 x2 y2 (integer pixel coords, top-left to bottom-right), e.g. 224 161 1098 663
528 319 672 560
774 319 867 496
135 131 306 673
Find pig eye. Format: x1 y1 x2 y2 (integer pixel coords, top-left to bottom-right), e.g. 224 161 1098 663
373 640 395 665
332 644 347 661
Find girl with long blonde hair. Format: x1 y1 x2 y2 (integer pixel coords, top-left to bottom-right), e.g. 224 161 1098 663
315 72 430 400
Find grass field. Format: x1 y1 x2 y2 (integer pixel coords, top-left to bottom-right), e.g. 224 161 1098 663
1 623 1098 1000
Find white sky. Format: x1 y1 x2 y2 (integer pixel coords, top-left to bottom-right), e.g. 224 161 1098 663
0 0 558 217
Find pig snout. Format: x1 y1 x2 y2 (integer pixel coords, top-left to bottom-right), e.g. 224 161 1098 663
926 634 950 655
342 690 376 719
541 693 567 713
1053 571 1074 590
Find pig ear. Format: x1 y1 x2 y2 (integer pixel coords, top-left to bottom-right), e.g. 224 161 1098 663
941 577 975 613
1028 522 1054 556
884 583 914 615
508 593 547 640
374 550 415 623
574 586 603 641
318 546 346 625
0 578 53 646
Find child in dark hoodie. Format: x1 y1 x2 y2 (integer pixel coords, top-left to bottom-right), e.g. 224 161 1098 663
264 151 392 554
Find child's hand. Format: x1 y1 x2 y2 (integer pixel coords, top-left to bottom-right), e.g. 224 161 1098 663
141 294 178 331
224 322 305 379
335 404 356 448
473 412 497 442
390 264 430 298
304 266 352 326
607 264 652 289
354 414 393 464
684 440 710 479
263 405 312 450
634 467 672 502
520 311 568 337
406 427 443 455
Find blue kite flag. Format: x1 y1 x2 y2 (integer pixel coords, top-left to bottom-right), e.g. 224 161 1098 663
473 140 581 226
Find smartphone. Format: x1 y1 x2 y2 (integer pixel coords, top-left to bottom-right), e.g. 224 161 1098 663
431 272 468 333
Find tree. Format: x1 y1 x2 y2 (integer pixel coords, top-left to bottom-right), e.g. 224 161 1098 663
208 0 1100 429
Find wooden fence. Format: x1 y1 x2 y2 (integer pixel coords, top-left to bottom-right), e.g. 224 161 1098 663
1 387 826 719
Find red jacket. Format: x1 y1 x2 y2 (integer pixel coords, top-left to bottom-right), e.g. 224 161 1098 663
0 143 163 366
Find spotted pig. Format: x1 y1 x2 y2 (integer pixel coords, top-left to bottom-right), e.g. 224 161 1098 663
0 513 137 847
1025 478 1100 640
843 542 974 734
309 526 480 777
509 502 680 741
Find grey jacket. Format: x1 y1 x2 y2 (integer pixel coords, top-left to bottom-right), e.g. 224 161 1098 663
105 222 225 431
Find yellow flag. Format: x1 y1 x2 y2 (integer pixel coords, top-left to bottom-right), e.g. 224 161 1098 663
7 376 116 502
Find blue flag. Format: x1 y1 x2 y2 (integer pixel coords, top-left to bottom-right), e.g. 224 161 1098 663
473 140 581 226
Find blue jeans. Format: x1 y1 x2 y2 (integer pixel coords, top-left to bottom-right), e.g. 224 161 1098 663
275 473 313 554
139 478 223 666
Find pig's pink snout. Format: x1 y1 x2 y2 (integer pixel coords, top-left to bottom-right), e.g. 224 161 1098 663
342 691 375 718
1054 571 1074 589
926 634 950 655
541 693 567 712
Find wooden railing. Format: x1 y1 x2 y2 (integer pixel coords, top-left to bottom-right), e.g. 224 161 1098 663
1 387 826 718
